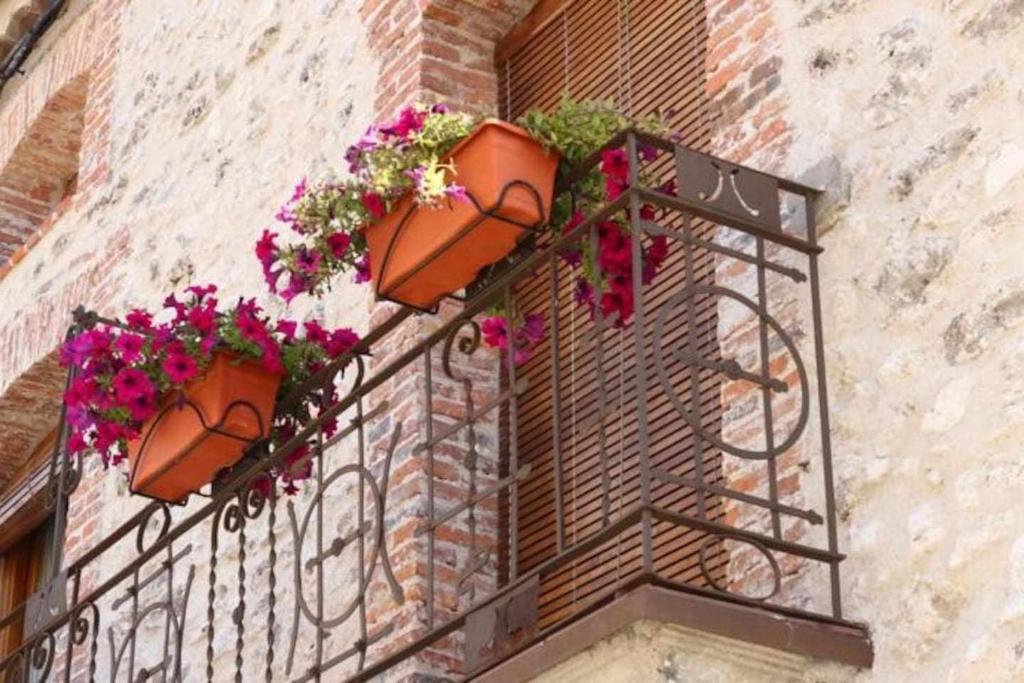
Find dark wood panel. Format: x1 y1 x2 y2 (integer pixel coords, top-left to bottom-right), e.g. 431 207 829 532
496 0 718 630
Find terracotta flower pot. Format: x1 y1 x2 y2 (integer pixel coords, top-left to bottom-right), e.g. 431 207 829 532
364 119 560 310
127 352 282 503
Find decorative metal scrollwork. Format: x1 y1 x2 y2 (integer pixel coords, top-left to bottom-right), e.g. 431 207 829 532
285 421 404 675
675 146 782 232
699 535 782 602
654 284 810 460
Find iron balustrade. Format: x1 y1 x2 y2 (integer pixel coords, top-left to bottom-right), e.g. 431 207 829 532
0 130 854 682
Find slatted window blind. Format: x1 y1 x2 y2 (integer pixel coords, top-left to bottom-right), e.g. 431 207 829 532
496 0 724 629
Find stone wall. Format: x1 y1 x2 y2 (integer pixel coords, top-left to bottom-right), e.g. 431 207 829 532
707 0 1024 680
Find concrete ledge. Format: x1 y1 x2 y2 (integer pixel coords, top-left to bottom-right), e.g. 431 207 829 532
474 585 872 682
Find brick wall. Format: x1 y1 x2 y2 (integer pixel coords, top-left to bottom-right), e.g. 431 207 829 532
704 0 816 607
357 0 535 677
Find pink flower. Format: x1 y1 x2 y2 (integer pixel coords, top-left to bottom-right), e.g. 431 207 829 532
113 368 154 402
361 191 387 220
127 391 158 422
115 333 146 363
186 284 217 302
163 294 187 323
326 232 351 258
281 273 311 303
481 316 509 351
605 176 628 201
289 178 308 203
520 314 546 345
385 106 427 139
162 352 198 384
276 319 297 342
258 338 283 374
256 230 279 264
62 329 113 367
573 278 594 307
65 376 100 407
67 430 88 455
638 144 659 162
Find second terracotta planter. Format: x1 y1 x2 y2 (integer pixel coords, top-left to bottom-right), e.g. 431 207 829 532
127 352 282 503
364 119 560 310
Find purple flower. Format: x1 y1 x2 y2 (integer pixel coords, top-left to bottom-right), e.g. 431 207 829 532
445 184 470 203
353 254 371 284
295 247 322 275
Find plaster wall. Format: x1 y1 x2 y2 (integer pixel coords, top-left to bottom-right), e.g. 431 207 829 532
777 1 1024 680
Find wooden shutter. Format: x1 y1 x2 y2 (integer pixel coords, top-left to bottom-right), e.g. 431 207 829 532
496 0 724 630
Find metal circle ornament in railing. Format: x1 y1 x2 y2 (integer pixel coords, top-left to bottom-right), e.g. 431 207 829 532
288 463 393 631
698 534 782 602
135 503 172 554
653 284 811 460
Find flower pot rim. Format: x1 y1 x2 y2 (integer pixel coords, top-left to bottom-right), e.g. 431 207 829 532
157 350 283 407
444 117 550 159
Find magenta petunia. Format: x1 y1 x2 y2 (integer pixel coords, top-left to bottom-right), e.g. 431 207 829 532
275 319 297 342
127 391 158 422
481 316 509 350
255 229 279 264
113 368 154 402
115 333 146 363
162 353 198 385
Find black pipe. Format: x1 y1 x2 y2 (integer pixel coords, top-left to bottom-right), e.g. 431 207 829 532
0 0 68 96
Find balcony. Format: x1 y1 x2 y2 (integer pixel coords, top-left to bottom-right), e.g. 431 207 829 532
0 130 870 681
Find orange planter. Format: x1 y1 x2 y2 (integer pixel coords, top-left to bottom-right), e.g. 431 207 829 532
364 119 560 310
127 352 282 503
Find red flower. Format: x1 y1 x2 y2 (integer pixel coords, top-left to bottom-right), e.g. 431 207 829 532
237 310 269 343
326 232 351 258
303 320 329 346
326 328 360 358
600 149 629 181
187 306 217 335
125 309 153 331
361 191 387 219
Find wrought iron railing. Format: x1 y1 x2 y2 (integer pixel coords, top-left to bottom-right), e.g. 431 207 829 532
0 130 853 681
